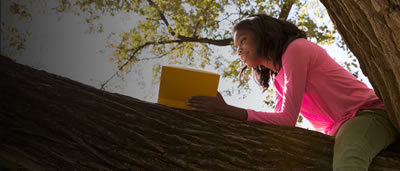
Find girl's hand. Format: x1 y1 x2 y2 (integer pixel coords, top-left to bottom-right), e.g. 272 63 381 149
186 92 228 113
186 92 248 121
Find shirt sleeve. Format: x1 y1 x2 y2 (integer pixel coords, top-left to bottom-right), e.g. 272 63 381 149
274 89 283 113
246 39 311 127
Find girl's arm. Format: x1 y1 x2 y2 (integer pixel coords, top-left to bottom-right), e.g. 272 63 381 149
187 39 312 126
246 39 312 126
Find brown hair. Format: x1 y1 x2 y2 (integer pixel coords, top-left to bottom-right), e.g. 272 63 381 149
232 14 307 92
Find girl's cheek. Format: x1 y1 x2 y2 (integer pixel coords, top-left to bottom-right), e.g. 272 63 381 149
246 58 262 67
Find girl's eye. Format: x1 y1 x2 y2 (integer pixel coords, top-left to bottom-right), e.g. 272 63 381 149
240 38 246 45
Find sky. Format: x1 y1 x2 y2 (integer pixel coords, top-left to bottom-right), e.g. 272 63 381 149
1 0 373 132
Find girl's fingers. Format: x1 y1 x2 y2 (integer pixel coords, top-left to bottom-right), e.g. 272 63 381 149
187 95 223 113
190 96 215 101
186 101 208 108
187 102 212 112
187 99 213 105
192 107 208 112
217 92 223 99
191 105 208 112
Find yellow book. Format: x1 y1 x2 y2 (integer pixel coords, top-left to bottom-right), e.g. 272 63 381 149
158 65 220 110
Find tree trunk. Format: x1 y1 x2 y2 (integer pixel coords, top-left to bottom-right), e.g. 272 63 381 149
1 56 400 170
320 0 400 133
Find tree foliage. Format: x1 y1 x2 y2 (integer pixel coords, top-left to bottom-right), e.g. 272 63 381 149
1 1 32 56
54 0 337 104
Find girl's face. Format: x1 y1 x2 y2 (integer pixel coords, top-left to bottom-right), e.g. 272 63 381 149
233 29 265 68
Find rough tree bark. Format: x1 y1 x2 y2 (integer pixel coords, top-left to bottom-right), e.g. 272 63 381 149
320 0 400 133
1 55 400 170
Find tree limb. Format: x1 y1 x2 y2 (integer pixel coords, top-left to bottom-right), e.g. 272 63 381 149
279 0 296 21
1 55 400 170
102 34 232 88
146 0 169 27
100 42 181 90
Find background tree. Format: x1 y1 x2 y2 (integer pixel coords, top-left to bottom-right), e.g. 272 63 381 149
320 0 400 133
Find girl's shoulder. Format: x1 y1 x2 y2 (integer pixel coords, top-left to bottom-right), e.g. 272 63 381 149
283 38 316 60
287 38 316 50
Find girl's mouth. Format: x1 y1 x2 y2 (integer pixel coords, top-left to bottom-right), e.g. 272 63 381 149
240 56 247 63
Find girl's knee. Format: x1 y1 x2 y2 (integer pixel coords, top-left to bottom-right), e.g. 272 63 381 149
333 143 371 171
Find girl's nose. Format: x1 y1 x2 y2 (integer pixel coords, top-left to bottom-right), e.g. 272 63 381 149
237 49 242 56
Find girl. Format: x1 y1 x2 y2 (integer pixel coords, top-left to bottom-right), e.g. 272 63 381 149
186 14 400 170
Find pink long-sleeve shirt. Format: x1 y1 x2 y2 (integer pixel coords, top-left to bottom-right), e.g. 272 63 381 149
246 38 384 136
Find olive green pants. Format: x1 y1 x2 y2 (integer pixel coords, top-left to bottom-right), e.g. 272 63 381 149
333 109 400 170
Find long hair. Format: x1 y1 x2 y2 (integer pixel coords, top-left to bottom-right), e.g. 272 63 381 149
232 14 307 92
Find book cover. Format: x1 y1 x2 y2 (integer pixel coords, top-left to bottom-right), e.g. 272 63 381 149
158 65 220 110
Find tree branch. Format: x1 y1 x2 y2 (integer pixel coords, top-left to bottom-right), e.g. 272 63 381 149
101 35 232 89
102 0 234 88
279 0 295 20
192 1 213 38
145 0 181 37
192 19 202 38
178 36 232 46
2 55 400 170
146 0 169 27
100 42 181 89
